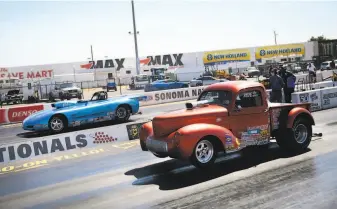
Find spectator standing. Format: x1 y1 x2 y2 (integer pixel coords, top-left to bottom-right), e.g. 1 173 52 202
0 92 4 108
330 60 336 70
278 67 296 102
285 72 296 102
269 69 284 103
268 65 273 77
307 63 316 83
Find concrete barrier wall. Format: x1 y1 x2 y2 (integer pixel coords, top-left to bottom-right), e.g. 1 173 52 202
292 86 337 112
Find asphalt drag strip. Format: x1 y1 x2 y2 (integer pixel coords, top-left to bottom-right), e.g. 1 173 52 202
0 108 336 208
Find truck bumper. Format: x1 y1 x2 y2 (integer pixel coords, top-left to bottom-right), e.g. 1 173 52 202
142 136 183 159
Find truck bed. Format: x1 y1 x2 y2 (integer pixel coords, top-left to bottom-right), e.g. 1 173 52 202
268 102 311 132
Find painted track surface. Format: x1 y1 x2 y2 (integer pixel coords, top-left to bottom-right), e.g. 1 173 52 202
0 99 194 145
1 108 337 208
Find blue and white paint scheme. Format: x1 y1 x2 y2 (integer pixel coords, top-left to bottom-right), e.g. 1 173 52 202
22 91 141 133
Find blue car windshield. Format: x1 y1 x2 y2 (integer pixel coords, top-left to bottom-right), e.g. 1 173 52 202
198 90 232 106
152 80 165 83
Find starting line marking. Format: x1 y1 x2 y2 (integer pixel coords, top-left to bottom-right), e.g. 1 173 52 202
0 140 140 175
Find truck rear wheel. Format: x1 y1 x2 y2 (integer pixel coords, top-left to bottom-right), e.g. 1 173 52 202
276 117 312 152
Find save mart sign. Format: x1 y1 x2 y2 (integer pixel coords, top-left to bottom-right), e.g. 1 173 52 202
255 44 305 60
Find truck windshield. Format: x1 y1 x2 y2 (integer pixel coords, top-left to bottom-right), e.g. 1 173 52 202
60 83 75 88
135 75 149 82
198 90 232 106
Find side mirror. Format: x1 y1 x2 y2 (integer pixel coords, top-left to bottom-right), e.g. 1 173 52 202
234 104 242 112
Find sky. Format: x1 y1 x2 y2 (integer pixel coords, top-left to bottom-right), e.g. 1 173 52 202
0 0 336 67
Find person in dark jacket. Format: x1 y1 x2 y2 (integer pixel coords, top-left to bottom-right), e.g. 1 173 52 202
268 65 273 77
270 69 284 103
279 67 296 103
330 60 336 70
285 72 296 102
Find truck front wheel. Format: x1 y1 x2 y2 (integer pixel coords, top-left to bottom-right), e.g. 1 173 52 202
191 138 217 169
276 117 312 152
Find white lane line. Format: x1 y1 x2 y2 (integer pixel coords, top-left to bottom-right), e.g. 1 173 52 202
1 123 22 128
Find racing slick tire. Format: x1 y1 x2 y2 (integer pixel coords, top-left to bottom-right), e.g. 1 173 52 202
191 138 217 169
182 84 189 88
48 115 67 133
152 152 168 158
140 140 148 151
276 117 312 153
115 105 131 123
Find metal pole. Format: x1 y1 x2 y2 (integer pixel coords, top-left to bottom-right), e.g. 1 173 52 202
73 66 76 82
131 0 140 75
274 30 278 45
91 45 96 80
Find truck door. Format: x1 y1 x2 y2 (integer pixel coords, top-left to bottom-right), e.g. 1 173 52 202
229 88 270 145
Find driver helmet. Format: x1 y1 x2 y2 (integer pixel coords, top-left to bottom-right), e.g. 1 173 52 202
99 92 105 100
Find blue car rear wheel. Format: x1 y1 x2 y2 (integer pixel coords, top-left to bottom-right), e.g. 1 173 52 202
115 105 131 122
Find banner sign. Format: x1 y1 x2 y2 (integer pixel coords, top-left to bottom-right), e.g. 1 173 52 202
203 49 251 65
0 69 53 79
322 87 337 109
0 127 124 163
126 122 147 140
255 43 305 60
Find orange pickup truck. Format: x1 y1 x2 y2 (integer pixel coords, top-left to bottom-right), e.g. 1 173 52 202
139 81 315 168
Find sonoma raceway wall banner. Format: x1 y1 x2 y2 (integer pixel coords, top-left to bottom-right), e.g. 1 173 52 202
137 86 205 106
0 124 128 164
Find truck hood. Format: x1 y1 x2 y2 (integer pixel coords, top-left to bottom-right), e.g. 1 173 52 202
152 104 228 137
61 87 80 91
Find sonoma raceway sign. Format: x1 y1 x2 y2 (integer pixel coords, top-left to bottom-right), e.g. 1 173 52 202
139 86 205 106
0 131 118 163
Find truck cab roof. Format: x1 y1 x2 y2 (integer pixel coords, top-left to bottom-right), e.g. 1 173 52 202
203 81 265 95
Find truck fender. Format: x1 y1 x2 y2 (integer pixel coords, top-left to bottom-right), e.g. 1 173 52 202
175 123 236 159
139 121 153 151
287 107 315 129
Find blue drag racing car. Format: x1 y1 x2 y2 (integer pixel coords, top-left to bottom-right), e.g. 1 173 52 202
144 79 189 92
22 91 141 133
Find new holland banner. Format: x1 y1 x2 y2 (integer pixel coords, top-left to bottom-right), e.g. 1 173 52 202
203 49 251 65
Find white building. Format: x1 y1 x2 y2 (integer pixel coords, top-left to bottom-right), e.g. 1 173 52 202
0 41 318 84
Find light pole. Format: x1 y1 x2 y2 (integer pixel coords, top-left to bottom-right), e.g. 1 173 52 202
72 65 76 82
130 0 140 75
89 45 96 80
273 30 278 45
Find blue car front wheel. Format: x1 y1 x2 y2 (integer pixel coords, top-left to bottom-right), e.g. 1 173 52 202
49 115 67 133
